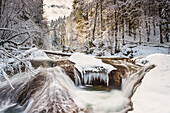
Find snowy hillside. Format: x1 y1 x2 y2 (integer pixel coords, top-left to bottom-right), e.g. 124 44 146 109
43 0 74 20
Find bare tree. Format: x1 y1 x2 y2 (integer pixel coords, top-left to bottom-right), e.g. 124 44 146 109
0 0 48 87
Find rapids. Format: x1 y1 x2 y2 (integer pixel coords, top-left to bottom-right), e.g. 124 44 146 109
0 63 155 113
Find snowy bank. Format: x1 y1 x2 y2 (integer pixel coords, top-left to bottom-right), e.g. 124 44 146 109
115 45 169 58
130 54 170 113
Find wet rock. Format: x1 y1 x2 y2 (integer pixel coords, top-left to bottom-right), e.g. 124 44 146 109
101 58 140 89
30 59 75 81
0 68 79 113
53 60 75 81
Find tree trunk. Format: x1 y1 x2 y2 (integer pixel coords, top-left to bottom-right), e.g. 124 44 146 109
152 17 156 36
133 25 136 41
100 0 103 39
128 17 131 36
114 11 118 53
165 23 169 42
122 19 125 45
139 26 141 45
159 24 163 43
0 0 2 19
88 3 91 39
148 18 151 41
159 4 163 43
92 1 98 40
145 17 149 42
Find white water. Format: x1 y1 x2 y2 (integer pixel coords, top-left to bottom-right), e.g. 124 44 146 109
122 65 155 97
0 67 130 113
0 62 153 113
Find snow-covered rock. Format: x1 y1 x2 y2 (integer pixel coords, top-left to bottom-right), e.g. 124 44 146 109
69 53 116 86
27 49 51 60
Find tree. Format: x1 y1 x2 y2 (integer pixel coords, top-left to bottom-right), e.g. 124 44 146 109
67 0 169 54
0 0 48 87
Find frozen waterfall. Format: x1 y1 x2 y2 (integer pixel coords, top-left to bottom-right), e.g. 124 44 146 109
69 53 116 86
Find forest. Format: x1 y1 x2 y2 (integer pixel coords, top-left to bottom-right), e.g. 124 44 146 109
50 0 169 56
0 0 170 113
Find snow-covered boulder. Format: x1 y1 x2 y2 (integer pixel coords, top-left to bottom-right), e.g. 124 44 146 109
69 53 117 86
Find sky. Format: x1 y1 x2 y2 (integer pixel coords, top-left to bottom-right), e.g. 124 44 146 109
43 0 74 21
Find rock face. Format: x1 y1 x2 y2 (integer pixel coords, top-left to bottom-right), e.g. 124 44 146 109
30 59 76 81
53 60 76 81
0 67 78 113
101 58 140 89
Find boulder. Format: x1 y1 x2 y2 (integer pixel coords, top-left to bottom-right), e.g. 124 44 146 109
0 68 79 113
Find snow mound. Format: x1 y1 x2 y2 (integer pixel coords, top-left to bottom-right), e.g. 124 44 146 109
69 53 116 86
27 49 51 60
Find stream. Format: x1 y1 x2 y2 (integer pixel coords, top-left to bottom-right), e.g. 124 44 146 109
0 56 155 113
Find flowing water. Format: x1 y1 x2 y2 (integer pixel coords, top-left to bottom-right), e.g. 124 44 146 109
0 62 155 113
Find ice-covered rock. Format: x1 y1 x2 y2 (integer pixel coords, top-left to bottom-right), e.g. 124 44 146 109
69 53 116 86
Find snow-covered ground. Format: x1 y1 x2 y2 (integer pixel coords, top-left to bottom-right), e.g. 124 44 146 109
130 54 170 113
115 44 169 58
43 0 74 20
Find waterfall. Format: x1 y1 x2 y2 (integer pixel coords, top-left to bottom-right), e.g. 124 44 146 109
122 65 155 97
0 59 155 113
74 69 82 86
0 67 78 113
0 67 130 113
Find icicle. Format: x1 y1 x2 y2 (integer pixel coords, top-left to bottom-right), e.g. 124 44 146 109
78 71 110 86
1 69 14 89
69 53 116 86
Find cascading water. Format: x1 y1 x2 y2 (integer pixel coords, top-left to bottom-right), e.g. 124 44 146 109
122 64 155 97
74 69 82 86
0 67 131 113
0 67 78 113
0 55 155 113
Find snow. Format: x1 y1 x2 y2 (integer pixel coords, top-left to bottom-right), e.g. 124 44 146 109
130 54 170 113
43 50 72 56
0 48 50 88
27 49 51 60
115 44 169 58
69 53 116 86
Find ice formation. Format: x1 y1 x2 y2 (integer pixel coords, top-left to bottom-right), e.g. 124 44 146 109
69 53 116 86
